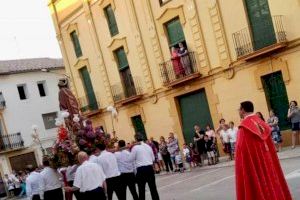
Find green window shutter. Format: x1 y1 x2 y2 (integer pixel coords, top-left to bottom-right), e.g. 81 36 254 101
104 5 119 36
262 72 290 130
79 67 98 110
166 18 185 46
245 0 276 50
70 31 83 58
115 48 129 70
131 115 147 140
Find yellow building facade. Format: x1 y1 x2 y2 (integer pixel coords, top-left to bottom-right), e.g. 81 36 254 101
48 0 300 149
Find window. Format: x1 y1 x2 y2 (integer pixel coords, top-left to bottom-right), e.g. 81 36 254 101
37 81 46 97
114 47 137 98
115 48 129 70
159 0 172 6
17 84 28 100
104 4 119 37
165 18 186 47
70 31 83 58
42 112 57 129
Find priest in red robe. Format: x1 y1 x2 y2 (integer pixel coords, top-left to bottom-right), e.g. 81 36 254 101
235 101 292 200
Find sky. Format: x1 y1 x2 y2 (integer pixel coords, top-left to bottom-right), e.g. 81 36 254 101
0 0 62 60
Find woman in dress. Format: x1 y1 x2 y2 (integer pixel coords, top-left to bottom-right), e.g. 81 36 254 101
267 110 282 152
178 43 192 75
206 124 219 163
171 47 185 78
159 136 173 173
287 101 300 149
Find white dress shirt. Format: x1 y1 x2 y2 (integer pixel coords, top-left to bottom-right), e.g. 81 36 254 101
115 150 135 173
228 127 238 143
89 154 98 163
97 150 120 179
26 171 44 199
40 167 62 192
73 161 106 193
130 142 155 168
220 130 230 143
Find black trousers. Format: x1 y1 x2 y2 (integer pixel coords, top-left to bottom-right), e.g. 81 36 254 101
106 176 125 200
44 188 63 200
81 187 106 200
120 172 139 200
136 165 160 200
162 153 173 172
32 194 41 200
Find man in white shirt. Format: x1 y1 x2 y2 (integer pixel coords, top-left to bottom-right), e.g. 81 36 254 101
115 140 139 200
40 157 63 200
26 165 44 200
65 151 106 199
220 124 233 160
96 143 124 200
130 133 160 200
228 121 238 158
88 147 100 163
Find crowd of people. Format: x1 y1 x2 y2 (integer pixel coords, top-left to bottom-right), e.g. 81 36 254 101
3 170 28 198
3 101 299 200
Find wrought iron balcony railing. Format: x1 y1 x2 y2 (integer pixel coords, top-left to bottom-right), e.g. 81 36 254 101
111 76 143 104
159 51 200 87
232 15 287 59
0 133 24 152
78 92 100 113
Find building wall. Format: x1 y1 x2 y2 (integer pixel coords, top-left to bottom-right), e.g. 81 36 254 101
48 0 300 150
0 69 65 174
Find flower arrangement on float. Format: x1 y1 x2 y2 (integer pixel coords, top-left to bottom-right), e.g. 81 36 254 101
49 110 117 168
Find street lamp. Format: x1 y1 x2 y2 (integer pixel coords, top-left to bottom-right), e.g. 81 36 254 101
107 106 118 132
31 125 46 156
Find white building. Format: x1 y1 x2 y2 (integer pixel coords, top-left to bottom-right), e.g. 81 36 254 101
0 58 64 193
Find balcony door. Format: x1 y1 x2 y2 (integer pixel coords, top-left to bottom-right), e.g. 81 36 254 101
131 115 147 141
115 48 136 98
245 0 276 50
79 67 98 111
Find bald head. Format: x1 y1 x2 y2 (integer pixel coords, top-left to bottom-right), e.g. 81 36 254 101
77 151 88 164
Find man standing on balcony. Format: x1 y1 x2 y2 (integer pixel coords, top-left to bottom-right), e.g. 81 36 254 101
235 101 292 200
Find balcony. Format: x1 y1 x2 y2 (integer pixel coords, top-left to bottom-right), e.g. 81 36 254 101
78 93 101 117
159 52 201 87
111 77 143 105
232 15 287 61
0 133 24 153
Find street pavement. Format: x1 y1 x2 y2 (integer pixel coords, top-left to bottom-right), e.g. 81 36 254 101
145 157 300 200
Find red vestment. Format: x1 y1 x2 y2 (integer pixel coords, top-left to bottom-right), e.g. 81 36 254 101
235 114 292 200
171 52 185 76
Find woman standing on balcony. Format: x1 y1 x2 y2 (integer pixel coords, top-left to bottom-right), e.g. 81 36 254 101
178 43 192 75
171 47 185 78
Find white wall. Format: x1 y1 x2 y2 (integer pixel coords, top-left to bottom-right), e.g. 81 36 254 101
0 69 65 150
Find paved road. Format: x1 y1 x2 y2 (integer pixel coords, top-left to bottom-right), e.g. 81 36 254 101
140 157 300 200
